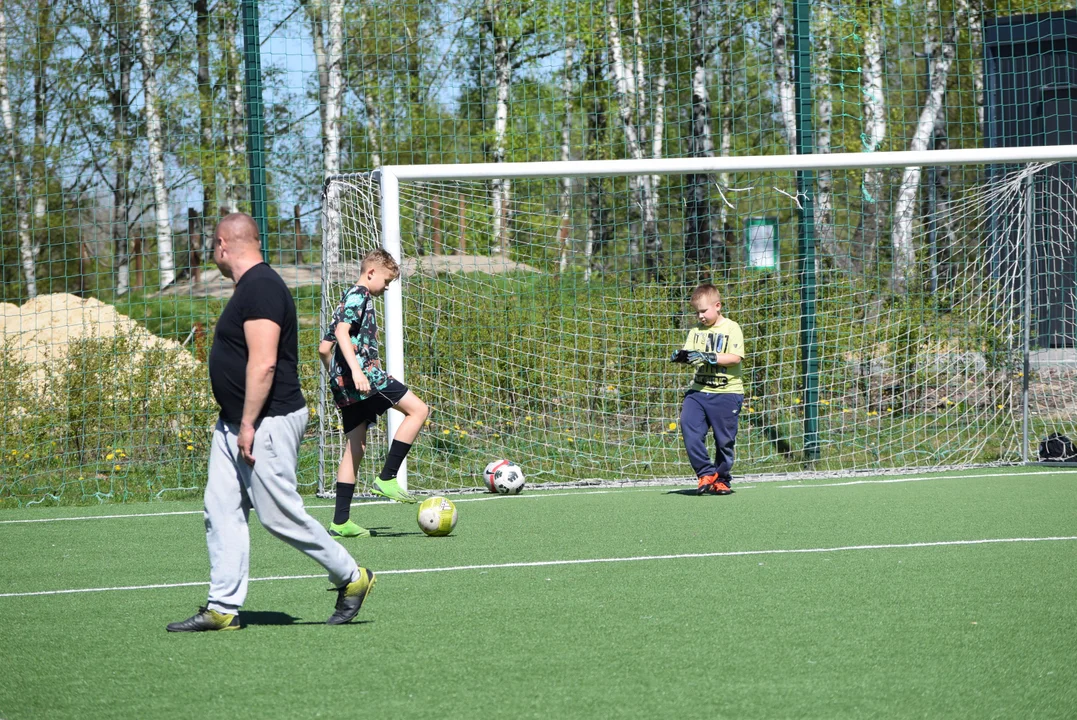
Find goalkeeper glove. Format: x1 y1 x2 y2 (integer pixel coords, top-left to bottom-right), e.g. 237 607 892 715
670 349 690 364
687 351 720 367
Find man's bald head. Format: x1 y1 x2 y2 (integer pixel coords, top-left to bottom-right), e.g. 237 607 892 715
217 212 260 246
213 212 263 280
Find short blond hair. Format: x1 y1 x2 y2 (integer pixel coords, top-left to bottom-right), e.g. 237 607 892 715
361 248 400 278
690 283 721 305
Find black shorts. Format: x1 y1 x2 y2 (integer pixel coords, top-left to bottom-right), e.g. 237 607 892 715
340 379 409 434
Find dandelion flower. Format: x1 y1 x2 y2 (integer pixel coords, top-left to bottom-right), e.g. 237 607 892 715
668 422 677 431
106 453 115 461
114 464 122 471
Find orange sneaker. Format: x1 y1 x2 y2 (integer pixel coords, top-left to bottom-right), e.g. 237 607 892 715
713 480 733 495
696 473 719 495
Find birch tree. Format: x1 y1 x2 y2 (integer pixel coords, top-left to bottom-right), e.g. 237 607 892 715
583 46 611 282
28 0 57 296
112 0 134 295
194 0 213 261
717 28 734 257
770 0 796 153
813 2 848 270
890 0 956 292
0 4 37 298
354 4 381 170
852 0 887 272
137 0 176 289
220 0 246 213
557 36 576 273
955 0 984 131
324 0 344 178
605 0 659 279
480 0 512 255
685 0 720 271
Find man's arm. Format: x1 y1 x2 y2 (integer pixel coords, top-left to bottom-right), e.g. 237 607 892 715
238 318 281 464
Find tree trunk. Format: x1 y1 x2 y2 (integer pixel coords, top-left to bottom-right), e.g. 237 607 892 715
558 37 576 274
583 47 610 283
194 0 212 274
771 0 796 153
718 31 734 263
301 0 328 144
685 0 718 273
955 0 984 131
606 0 658 278
0 5 37 298
138 0 176 289
651 28 668 197
813 2 847 271
853 1 887 273
357 6 382 170
317 0 344 265
112 0 133 296
484 0 512 256
630 0 648 165
221 0 246 213
890 3 956 293
325 0 343 178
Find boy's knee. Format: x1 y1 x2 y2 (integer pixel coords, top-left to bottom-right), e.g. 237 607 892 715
414 400 430 422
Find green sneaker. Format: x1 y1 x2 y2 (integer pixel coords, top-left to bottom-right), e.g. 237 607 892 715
329 520 371 538
371 478 418 504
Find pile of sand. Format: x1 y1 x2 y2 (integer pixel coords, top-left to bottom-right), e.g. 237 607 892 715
0 293 200 389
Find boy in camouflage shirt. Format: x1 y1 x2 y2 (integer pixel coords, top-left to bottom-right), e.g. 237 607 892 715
319 249 429 537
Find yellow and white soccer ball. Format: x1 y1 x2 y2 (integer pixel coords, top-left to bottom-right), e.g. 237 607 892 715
417 496 458 537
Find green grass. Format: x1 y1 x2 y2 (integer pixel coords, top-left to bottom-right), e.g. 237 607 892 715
1 467 1076 718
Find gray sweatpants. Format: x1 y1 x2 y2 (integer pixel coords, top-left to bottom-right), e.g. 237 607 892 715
204 407 358 614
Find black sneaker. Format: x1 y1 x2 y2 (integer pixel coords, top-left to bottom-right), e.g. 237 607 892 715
327 567 376 625
167 606 241 632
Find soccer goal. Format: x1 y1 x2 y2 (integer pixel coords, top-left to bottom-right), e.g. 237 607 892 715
320 146 1077 495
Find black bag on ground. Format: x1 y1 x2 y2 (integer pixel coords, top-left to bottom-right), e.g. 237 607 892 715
1038 433 1077 462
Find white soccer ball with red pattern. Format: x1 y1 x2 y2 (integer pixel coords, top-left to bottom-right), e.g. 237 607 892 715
483 459 525 494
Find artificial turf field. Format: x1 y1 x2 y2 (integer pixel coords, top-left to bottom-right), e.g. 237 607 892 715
1 467 1076 719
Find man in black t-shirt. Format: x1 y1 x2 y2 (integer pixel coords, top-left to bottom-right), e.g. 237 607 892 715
167 213 374 632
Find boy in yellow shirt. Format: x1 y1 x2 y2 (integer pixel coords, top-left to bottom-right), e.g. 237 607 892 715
671 283 745 495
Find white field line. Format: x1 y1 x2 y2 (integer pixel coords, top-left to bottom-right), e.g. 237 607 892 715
1 468 1072 526
778 468 1077 489
2 535 1074 599
0 489 622 526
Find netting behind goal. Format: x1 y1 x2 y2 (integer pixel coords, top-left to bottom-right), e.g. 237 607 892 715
321 158 1077 493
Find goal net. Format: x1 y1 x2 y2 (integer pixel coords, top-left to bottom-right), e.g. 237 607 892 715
320 151 1077 494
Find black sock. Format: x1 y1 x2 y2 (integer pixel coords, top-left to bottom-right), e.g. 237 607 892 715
333 482 356 525
379 440 413 481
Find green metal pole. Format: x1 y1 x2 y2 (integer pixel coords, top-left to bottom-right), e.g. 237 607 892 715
793 0 819 461
241 0 269 255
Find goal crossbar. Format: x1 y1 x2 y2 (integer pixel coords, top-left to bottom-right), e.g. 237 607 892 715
356 145 1077 183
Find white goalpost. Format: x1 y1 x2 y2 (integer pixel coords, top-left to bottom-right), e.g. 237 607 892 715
320 145 1077 496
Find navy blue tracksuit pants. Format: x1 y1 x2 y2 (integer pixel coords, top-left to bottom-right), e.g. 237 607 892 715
680 391 743 481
